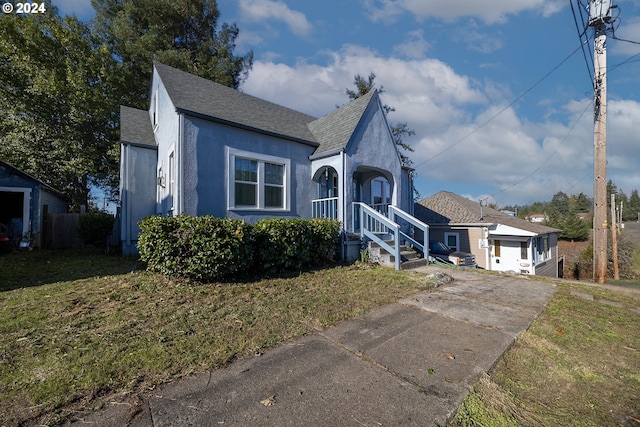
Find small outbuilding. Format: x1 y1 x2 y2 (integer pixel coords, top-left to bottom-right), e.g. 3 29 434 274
0 160 70 248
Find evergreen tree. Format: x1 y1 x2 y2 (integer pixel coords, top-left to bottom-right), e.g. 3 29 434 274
92 0 253 109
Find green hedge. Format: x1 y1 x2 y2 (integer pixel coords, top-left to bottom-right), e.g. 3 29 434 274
77 211 115 246
137 215 340 281
138 215 254 281
254 218 341 275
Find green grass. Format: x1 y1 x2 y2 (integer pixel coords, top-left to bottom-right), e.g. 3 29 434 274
453 280 640 427
0 250 432 426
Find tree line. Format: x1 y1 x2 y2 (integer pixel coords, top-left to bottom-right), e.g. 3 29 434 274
503 180 640 241
0 0 253 209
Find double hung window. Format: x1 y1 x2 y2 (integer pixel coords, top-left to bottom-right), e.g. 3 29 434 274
229 149 289 210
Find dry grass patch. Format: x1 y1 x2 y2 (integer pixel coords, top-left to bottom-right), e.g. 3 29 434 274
453 281 640 427
0 250 432 426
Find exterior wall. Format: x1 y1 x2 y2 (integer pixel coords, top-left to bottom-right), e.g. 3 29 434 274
151 70 180 215
534 233 559 278
181 116 316 223
344 97 404 231
120 144 158 255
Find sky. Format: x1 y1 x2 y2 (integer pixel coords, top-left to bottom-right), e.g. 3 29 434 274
53 0 640 208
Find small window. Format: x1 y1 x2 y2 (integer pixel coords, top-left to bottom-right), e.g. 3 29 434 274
445 232 459 252
521 241 528 260
494 240 501 257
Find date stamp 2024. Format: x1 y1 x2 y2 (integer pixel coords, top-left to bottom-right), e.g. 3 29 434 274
2 2 47 14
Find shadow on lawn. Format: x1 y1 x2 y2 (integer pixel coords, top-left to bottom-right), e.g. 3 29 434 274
0 248 142 292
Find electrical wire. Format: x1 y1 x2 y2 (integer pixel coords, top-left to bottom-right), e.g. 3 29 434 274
413 44 584 172
487 98 592 203
570 0 594 86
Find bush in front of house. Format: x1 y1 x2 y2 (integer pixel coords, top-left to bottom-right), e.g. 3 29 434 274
137 215 341 281
253 218 340 275
138 215 254 281
77 211 115 246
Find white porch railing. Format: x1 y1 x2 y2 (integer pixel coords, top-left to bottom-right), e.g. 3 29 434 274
312 197 338 220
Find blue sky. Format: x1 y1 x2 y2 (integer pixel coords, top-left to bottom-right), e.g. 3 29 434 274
54 0 640 208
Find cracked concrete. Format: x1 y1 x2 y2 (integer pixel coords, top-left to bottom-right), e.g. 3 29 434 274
69 267 557 427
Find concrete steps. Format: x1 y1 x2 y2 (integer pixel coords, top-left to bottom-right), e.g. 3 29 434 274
367 240 427 270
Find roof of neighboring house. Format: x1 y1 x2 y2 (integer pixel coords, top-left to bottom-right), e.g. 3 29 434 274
0 160 69 202
415 191 560 235
152 62 382 157
120 106 156 148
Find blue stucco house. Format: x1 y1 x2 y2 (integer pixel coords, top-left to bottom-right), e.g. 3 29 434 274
120 62 426 264
0 160 69 248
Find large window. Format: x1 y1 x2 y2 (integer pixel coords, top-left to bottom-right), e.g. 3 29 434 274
229 149 289 210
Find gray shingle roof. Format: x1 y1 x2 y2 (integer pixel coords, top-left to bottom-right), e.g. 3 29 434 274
152 62 379 156
120 106 156 148
154 62 319 146
415 191 560 235
308 91 376 156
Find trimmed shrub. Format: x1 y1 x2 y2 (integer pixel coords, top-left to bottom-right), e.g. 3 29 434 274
138 215 254 281
254 218 340 274
137 215 340 281
77 211 115 246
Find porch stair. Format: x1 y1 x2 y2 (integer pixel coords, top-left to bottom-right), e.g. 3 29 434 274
368 241 427 270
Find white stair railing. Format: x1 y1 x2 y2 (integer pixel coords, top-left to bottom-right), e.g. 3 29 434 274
388 205 429 259
356 202 401 270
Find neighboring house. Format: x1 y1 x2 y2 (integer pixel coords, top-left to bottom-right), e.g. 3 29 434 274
120 62 420 260
415 191 561 277
527 213 548 223
0 160 69 248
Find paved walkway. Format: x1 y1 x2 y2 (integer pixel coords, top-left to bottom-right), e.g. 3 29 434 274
72 267 557 426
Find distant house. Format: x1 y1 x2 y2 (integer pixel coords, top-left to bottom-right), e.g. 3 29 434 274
527 213 548 223
0 160 69 248
415 191 561 277
119 62 424 263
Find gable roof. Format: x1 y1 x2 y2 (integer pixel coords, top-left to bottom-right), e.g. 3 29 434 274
154 62 318 146
0 160 69 201
416 191 560 235
120 106 156 148
308 91 376 157
152 62 385 158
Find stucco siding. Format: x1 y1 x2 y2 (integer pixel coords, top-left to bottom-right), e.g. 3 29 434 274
182 116 316 223
120 145 158 255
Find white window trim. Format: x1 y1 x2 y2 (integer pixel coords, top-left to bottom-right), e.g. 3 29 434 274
444 232 460 251
228 148 291 211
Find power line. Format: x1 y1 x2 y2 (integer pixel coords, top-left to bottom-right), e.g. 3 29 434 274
413 44 584 172
488 98 592 202
570 0 595 86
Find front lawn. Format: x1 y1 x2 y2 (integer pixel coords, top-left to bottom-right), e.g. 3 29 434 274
0 249 431 425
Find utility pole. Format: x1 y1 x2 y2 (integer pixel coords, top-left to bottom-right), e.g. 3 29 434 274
611 193 619 280
589 0 612 284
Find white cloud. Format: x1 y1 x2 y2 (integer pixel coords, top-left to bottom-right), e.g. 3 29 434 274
238 0 313 37
364 0 566 24
241 44 640 205
393 29 430 59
